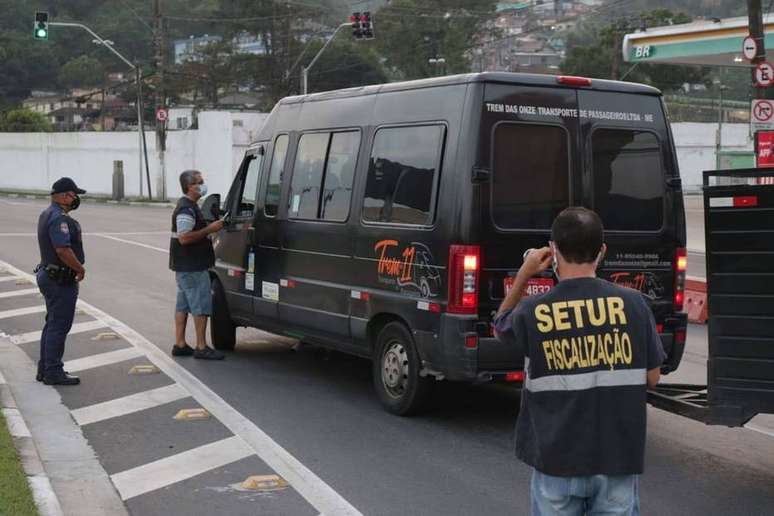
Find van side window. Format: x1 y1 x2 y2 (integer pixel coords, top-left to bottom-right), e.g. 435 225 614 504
264 134 289 217
492 123 569 229
592 130 663 231
288 133 328 219
363 125 444 225
237 154 264 217
321 131 359 221
286 131 361 221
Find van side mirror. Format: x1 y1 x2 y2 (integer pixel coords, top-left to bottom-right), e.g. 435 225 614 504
201 194 221 222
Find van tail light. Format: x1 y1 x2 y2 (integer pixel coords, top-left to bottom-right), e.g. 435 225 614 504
674 248 687 311
675 328 687 345
448 245 481 315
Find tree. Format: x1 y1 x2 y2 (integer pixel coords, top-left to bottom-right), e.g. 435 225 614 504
58 56 105 90
304 40 388 93
374 0 498 80
0 108 52 132
561 9 709 93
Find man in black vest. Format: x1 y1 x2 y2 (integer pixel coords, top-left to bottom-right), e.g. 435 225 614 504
169 170 225 359
36 177 86 385
495 207 665 516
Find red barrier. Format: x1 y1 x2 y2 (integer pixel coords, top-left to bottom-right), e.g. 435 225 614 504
684 278 707 324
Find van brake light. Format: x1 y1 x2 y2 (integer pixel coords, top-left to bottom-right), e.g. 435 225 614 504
448 245 481 314
557 75 592 87
674 248 687 311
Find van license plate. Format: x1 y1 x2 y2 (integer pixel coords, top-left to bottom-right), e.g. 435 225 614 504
504 277 554 297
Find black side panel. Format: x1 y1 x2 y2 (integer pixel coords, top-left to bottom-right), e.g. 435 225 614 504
704 168 774 424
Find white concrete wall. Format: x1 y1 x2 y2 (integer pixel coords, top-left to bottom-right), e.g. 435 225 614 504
0 119 749 199
672 123 753 192
0 110 268 200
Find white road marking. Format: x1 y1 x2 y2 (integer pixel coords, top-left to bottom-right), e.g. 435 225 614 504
64 347 144 373
0 275 26 283
0 305 46 320
92 234 168 254
0 259 362 515
27 476 65 516
0 370 5 384
71 384 188 426
110 436 254 500
0 288 40 299
10 320 107 345
745 423 774 439
2 407 32 437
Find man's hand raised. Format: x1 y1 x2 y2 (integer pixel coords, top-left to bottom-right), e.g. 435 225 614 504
518 246 553 279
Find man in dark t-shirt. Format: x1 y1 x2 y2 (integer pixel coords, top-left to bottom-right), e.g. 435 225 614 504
495 207 665 516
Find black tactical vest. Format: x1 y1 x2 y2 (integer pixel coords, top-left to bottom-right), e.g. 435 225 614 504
169 197 215 272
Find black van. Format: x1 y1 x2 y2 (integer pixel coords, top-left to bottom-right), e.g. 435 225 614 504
204 72 688 415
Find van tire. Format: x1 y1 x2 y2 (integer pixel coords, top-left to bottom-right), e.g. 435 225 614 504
211 278 236 351
373 322 433 416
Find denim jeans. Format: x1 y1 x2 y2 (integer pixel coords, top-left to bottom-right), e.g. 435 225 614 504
531 469 640 516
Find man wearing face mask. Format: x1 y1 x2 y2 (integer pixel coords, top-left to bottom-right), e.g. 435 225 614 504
494 207 665 516
169 170 225 360
35 177 86 385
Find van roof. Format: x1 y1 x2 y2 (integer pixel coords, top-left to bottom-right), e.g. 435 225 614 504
281 72 662 105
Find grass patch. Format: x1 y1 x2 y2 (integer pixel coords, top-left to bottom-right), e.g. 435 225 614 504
0 411 38 516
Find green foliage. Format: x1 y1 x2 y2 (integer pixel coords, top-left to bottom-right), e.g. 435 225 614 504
561 9 709 93
0 108 52 132
304 40 388 94
374 0 498 80
0 412 37 515
58 56 105 89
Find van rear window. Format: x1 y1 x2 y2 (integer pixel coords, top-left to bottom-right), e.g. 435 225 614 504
592 130 664 231
492 123 569 229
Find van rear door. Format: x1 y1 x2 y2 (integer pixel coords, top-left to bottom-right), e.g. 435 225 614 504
477 82 581 370
577 90 686 326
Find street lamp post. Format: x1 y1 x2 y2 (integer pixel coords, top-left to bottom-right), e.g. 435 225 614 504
302 23 350 95
49 21 151 199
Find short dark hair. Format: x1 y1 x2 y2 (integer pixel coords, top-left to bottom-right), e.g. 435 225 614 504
551 207 604 264
179 170 201 194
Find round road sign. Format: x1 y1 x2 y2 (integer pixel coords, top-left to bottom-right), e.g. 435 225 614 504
743 36 758 61
755 62 774 88
155 107 169 122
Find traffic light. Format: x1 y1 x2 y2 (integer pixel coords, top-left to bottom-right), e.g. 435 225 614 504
34 11 49 40
361 12 374 39
350 12 362 39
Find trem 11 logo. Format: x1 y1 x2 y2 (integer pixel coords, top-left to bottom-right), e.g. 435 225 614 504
374 240 441 298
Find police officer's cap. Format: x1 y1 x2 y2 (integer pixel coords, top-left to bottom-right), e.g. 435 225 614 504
51 177 86 195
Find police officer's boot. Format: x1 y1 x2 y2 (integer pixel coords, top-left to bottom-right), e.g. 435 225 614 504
43 372 80 386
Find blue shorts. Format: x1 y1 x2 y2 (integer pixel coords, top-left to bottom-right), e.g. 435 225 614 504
175 271 212 316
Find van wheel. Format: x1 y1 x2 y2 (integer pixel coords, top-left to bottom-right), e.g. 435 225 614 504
211 278 236 351
373 322 433 416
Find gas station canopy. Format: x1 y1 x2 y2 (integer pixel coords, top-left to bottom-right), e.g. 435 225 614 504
623 14 774 67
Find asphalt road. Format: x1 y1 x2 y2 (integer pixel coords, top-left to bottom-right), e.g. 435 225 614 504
1 196 773 516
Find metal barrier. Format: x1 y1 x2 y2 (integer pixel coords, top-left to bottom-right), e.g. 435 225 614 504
648 168 774 426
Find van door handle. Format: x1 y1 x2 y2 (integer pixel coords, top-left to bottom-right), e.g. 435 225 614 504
666 177 682 188
472 167 490 183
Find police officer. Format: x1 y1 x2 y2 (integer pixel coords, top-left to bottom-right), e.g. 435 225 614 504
35 177 86 386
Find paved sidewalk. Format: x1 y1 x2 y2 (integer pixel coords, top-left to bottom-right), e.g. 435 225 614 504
0 339 128 516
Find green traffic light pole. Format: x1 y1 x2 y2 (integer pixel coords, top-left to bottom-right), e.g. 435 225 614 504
47 21 152 199
302 23 350 95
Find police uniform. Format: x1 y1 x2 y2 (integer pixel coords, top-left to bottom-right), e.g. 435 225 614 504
36 178 86 385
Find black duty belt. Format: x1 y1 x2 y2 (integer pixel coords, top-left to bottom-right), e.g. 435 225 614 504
35 263 77 284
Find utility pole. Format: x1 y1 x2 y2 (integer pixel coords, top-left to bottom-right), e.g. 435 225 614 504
47 21 152 199
153 0 167 200
302 23 350 95
748 0 770 99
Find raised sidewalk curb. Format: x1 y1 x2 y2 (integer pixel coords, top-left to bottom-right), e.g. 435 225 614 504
0 338 128 516
0 190 175 209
